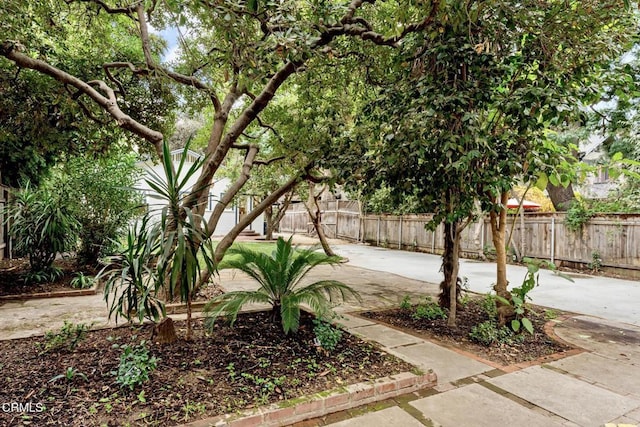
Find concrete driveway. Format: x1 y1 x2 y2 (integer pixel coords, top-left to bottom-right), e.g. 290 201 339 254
334 243 640 326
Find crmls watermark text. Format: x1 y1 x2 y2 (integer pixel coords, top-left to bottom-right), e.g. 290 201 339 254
1 402 45 413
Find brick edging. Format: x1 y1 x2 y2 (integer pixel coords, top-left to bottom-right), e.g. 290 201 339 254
0 283 99 301
180 371 437 427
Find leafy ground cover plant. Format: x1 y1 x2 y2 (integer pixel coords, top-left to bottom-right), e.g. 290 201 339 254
70 272 95 289
312 316 343 352
469 320 522 346
205 236 360 334
411 296 447 321
396 295 447 321
112 340 158 390
42 321 90 353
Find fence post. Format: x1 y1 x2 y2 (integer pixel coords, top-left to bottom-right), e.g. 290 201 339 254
377 216 381 246
335 206 339 239
432 230 436 253
399 215 403 249
551 215 556 264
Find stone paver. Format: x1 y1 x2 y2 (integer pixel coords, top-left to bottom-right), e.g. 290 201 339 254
350 324 423 348
387 341 492 384
554 316 640 363
326 406 425 427
488 366 640 427
410 383 564 427
549 352 640 397
336 313 377 329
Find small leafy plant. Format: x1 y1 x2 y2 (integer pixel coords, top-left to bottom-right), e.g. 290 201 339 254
49 366 88 383
313 317 343 352
399 295 412 311
113 340 158 390
480 293 498 319
588 250 602 273
70 272 95 289
43 321 90 353
469 321 520 346
23 265 64 285
496 258 573 334
411 296 447 321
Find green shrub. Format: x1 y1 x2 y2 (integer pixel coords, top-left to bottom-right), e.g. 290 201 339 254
70 272 95 289
399 295 412 311
56 150 144 266
206 237 360 334
5 182 79 275
313 318 343 352
24 265 63 285
411 297 447 321
113 340 158 390
565 201 592 232
43 321 90 353
469 320 519 346
481 294 498 320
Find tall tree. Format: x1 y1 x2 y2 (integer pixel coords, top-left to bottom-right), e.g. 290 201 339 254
341 0 635 325
2 0 434 264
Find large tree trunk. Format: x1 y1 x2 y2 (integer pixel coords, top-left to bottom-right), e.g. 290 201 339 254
438 221 460 310
305 184 337 257
490 191 514 325
546 182 576 211
265 205 275 240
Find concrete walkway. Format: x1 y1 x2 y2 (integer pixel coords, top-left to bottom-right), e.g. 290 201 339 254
315 313 640 427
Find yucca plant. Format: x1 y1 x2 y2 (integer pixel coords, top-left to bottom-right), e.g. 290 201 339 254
100 214 165 324
5 181 79 279
205 237 360 334
146 142 216 341
100 142 215 342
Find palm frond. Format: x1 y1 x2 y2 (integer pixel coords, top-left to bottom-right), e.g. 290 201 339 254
204 290 271 327
280 293 301 334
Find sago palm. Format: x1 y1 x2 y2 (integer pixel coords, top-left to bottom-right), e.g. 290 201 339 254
205 237 360 334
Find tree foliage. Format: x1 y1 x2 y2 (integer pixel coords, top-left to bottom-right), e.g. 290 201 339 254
337 0 636 324
54 150 144 265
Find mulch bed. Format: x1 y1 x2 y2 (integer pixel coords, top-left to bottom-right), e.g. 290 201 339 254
0 257 95 297
0 311 413 427
359 298 574 367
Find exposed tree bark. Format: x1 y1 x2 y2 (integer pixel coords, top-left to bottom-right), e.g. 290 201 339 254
305 184 337 257
546 182 576 211
448 222 462 327
489 191 515 326
265 189 294 240
439 221 461 310
153 317 177 345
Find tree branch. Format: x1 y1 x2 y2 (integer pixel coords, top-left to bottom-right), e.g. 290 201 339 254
134 4 222 111
64 0 138 14
255 155 286 166
1 41 164 156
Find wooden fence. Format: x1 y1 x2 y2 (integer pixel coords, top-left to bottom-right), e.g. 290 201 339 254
280 202 640 277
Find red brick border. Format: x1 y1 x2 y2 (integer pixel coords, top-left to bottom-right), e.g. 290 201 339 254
180 371 437 427
0 282 99 301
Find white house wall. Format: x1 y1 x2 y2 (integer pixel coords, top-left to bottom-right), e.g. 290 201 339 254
136 152 264 237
